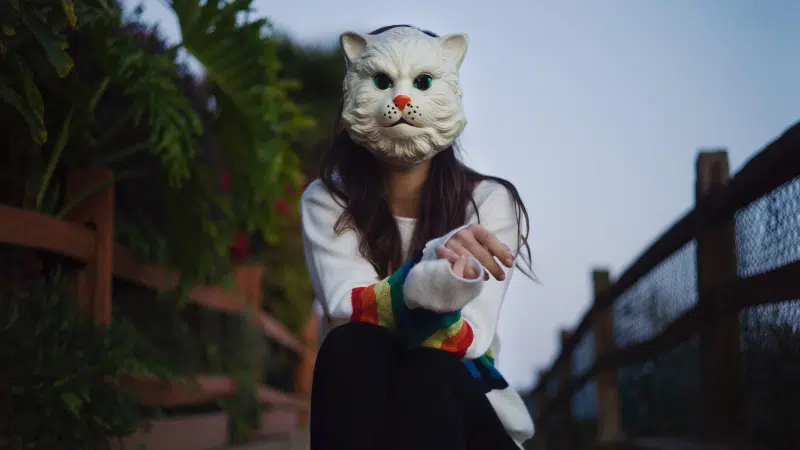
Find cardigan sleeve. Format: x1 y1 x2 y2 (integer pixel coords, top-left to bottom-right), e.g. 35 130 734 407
408 182 521 360
300 181 479 336
300 180 380 322
301 180 520 360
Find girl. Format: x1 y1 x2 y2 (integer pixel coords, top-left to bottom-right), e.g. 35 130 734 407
301 24 535 450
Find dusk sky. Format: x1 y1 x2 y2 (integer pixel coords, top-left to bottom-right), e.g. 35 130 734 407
122 0 800 391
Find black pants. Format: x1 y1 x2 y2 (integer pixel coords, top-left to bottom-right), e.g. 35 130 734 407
310 322 520 450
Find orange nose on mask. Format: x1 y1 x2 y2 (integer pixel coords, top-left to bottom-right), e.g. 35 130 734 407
393 95 411 110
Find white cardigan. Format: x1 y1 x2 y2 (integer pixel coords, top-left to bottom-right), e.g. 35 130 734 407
300 179 534 447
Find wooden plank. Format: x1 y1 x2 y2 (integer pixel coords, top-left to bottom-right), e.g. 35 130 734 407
121 374 307 410
112 244 180 291
0 204 94 261
256 385 309 410
114 245 247 312
120 374 236 407
257 310 307 355
0 202 307 354
115 245 306 353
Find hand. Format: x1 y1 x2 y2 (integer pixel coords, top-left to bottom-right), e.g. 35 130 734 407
434 224 515 281
445 253 482 280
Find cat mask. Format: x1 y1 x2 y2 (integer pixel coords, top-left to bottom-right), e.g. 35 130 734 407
339 27 469 166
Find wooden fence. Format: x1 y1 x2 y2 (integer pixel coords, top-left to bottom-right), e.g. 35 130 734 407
0 168 316 449
529 122 800 450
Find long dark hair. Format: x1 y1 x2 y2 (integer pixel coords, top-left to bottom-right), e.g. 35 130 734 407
319 25 533 279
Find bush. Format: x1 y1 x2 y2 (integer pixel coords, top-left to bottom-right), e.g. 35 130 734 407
0 269 163 449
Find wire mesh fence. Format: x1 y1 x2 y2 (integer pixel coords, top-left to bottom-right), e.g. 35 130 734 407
735 175 800 448
735 176 800 278
612 240 698 349
617 336 702 437
527 123 800 450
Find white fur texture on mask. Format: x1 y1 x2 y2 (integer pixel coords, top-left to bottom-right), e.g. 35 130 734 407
341 27 467 164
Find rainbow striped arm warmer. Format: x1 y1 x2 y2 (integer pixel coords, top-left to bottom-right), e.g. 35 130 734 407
464 348 509 392
350 255 507 391
349 253 474 358
349 253 510 392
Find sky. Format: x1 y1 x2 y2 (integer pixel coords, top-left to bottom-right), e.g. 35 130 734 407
122 0 800 391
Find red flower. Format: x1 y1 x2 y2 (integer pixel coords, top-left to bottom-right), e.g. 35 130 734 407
229 232 250 262
275 197 290 216
285 183 298 196
220 170 232 192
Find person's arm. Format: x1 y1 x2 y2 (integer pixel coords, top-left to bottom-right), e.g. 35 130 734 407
405 183 521 360
301 181 482 333
301 180 519 360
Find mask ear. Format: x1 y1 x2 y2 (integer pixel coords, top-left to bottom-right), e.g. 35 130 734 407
439 33 469 69
339 32 372 68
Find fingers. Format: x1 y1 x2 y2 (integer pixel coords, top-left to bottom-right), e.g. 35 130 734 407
452 254 467 278
462 235 506 281
463 262 479 280
437 246 481 280
438 222 517 282
435 245 460 263
447 233 504 281
456 255 481 280
443 239 490 280
470 224 514 268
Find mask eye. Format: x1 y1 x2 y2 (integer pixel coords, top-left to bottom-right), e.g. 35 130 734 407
413 74 433 91
372 72 393 90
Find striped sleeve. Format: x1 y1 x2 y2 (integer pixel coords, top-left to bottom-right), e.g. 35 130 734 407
348 253 475 358
301 179 478 358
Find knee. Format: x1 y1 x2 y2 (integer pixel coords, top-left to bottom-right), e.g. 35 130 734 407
317 322 398 366
394 348 471 387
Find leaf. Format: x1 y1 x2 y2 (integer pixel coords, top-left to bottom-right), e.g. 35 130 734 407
2 24 15 35
60 0 78 29
61 392 83 417
18 62 44 119
36 107 73 211
0 78 47 143
88 76 110 113
20 14 74 77
55 169 144 218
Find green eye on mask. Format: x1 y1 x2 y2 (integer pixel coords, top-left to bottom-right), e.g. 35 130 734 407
373 72 393 90
413 74 433 91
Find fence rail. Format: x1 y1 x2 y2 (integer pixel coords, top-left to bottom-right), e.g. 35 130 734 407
530 122 800 450
0 168 315 447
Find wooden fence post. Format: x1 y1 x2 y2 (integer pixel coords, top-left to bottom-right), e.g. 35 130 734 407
232 264 265 442
532 369 549 450
592 268 622 443
695 150 743 438
294 305 319 428
65 168 115 326
556 328 574 447
233 265 265 382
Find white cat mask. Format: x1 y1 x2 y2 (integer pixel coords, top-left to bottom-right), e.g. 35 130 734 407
339 27 469 166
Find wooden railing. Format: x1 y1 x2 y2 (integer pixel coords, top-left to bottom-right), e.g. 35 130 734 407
0 168 315 448
528 122 800 450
